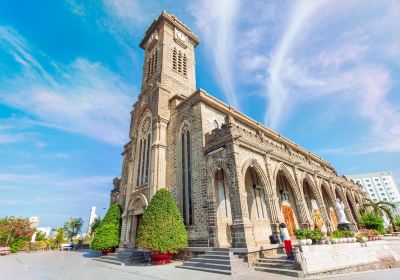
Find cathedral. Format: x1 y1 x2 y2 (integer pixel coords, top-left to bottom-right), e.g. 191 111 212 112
110 11 367 250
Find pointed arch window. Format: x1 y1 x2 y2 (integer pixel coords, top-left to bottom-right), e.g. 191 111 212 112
181 125 193 225
172 47 187 77
137 116 151 186
215 169 228 218
146 50 158 80
249 168 267 219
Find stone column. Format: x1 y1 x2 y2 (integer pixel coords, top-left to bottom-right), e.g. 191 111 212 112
119 213 128 248
293 167 310 228
207 197 218 247
228 144 255 248
150 117 168 197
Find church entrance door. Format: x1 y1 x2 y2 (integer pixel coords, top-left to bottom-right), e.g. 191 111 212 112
134 214 143 248
282 205 296 239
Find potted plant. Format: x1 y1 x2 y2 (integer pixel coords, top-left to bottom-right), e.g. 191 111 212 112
90 204 121 255
294 229 307 246
136 189 188 265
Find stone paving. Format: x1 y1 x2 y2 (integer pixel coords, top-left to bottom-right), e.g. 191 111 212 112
0 249 399 280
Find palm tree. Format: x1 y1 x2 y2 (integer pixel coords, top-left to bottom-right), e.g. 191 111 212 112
360 199 397 232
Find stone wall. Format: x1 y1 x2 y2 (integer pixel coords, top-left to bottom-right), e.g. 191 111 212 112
297 239 400 277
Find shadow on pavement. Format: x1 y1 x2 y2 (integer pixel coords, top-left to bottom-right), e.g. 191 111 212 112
70 249 101 258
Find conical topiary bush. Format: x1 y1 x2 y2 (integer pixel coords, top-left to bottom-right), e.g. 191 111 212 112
91 203 122 253
136 189 188 255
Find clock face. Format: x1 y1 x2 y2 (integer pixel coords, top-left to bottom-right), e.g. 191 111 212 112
176 31 187 42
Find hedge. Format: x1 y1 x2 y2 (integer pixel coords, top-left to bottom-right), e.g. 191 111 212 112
136 189 188 253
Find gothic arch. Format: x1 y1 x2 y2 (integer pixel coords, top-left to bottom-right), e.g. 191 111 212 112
209 158 231 181
241 158 269 191
320 181 338 231
302 174 329 229
345 189 360 222
127 193 149 215
207 158 233 247
335 185 356 225
273 163 303 204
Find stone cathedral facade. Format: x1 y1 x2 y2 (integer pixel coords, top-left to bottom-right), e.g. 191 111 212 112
110 11 367 250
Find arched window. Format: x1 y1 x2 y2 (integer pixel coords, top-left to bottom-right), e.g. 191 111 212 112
215 169 228 218
146 50 158 80
137 116 151 186
181 124 193 225
172 47 187 77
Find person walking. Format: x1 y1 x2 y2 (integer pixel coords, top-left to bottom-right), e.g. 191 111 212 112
280 223 294 260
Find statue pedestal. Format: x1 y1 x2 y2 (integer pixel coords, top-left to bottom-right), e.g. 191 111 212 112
337 223 351 230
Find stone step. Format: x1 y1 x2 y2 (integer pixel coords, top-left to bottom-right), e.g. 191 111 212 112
190 257 230 265
255 261 295 269
177 265 231 275
198 254 231 260
256 258 294 264
93 258 124 266
182 261 231 271
211 248 230 252
255 266 302 277
203 251 230 256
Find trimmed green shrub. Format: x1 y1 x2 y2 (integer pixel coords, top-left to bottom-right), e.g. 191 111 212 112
294 229 306 240
360 213 384 232
294 229 323 240
330 229 354 238
330 230 345 238
91 203 122 251
102 204 122 225
136 189 188 253
90 224 120 251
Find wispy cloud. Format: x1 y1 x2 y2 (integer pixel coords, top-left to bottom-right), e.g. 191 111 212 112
0 26 133 145
189 0 400 154
189 0 240 108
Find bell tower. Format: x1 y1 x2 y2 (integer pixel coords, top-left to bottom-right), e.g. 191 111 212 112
139 11 200 97
131 11 200 198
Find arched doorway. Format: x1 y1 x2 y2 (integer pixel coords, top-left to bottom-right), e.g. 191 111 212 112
335 188 352 224
303 180 325 231
126 194 148 248
276 171 301 239
214 168 232 247
244 166 270 246
321 185 338 230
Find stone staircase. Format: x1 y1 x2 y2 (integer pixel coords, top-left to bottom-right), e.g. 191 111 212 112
254 254 303 277
176 248 249 275
93 248 149 266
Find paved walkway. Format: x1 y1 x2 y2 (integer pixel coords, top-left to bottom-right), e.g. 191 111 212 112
0 249 399 280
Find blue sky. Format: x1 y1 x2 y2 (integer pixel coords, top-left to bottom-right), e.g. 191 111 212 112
1 0 400 230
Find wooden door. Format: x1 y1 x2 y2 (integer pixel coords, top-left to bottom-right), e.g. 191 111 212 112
282 205 296 239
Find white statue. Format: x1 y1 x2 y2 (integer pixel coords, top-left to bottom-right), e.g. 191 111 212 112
336 198 349 224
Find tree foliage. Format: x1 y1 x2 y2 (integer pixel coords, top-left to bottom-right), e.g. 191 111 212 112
0 217 35 253
35 231 47 242
136 189 188 253
360 213 385 233
54 228 66 246
91 204 121 251
63 217 84 240
360 199 397 231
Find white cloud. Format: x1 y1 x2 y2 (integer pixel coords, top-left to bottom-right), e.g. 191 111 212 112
0 26 133 145
189 0 240 108
190 0 400 154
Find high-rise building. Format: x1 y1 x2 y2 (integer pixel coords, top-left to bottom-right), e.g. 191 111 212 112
348 172 400 217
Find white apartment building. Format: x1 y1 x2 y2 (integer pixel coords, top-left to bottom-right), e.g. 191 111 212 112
348 172 400 217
